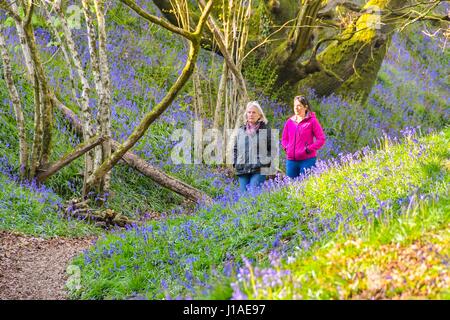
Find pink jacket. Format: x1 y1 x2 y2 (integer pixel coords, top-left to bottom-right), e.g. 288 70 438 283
281 112 326 161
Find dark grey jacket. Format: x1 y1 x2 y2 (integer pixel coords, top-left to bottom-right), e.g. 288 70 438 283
233 122 272 176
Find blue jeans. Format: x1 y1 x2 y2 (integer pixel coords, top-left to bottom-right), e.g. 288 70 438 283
286 157 317 179
238 173 266 193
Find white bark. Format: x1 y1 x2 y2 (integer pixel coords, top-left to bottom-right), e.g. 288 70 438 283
10 1 34 80
42 6 79 105
81 0 108 194
213 62 228 129
3 3 44 178
0 25 29 179
49 3 98 193
93 0 112 192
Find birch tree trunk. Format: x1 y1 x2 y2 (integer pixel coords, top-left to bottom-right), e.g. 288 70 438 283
22 10 53 172
2 3 42 179
81 0 111 197
93 0 112 193
51 3 97 196
0 25 28 179
10 1 34 81
2 3 39 178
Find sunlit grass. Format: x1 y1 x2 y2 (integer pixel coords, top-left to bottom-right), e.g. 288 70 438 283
70 127 449 299
236 194 449 299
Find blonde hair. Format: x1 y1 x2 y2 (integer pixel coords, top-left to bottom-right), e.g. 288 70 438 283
243 101 268 124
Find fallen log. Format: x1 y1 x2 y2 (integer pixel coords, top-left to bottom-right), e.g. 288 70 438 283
51 94 212 204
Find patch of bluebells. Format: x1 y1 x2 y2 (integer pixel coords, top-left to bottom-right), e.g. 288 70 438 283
0 155 61 205
0 151 106 230
4 1 447 211
75 125 445 299
218 128 438 291
206 127 401 209
231 255 291 300
229 190 444 299
0 155 70 230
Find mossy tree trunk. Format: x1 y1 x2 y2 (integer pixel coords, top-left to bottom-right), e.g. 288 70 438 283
152 0 425 103
2 2 54 177
23 19 54 172
93 0 113 194
296 0 408 102
0 24 28 180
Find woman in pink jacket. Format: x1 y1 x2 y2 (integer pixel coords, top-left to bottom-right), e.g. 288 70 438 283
281 95 326 178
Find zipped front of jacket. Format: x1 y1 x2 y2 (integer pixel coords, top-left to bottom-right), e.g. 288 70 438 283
293 121 298 161
233 122 272 175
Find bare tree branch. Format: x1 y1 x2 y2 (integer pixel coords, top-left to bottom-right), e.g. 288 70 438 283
198 0 248 99
36 135 106 182
120 0 195 41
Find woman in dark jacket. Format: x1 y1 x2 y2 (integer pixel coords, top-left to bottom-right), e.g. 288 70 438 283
233 101 272 193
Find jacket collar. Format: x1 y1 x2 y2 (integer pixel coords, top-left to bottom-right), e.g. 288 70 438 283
290 112 315 124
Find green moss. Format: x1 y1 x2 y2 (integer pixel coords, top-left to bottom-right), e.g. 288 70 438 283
337 39 391 102
243 54 290 100
297 0 398 99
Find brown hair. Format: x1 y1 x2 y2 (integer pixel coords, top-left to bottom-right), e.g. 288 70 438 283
294 95 312 113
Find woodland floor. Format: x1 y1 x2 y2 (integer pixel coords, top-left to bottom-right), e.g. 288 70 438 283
0 230 96 300
0 228 448 299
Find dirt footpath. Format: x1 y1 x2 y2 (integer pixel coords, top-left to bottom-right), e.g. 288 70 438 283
0 231 95 300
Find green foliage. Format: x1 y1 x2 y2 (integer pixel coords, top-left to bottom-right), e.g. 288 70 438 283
4 17 15 27
243 54 290 100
